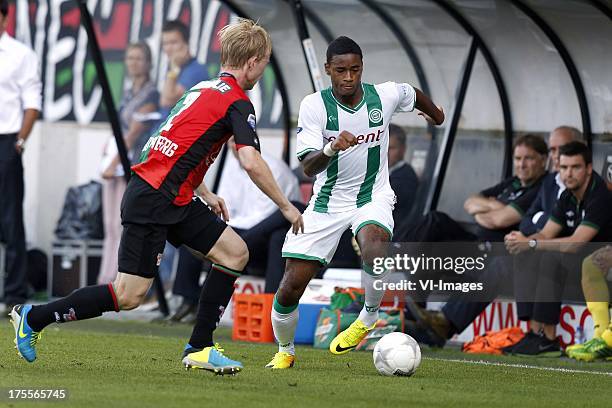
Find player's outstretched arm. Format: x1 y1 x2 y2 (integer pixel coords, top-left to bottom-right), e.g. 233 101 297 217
414 88 445 126
302 130 357 177
237 146 304 234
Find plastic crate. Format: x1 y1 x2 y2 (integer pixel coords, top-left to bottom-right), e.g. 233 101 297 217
232 293 275 343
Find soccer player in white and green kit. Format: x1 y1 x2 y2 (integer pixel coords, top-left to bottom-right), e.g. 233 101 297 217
266 36 444 369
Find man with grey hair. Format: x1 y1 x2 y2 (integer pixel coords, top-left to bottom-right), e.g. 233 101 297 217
406 126 588 353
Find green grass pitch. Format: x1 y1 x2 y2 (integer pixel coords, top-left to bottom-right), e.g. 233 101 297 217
1 319 611 408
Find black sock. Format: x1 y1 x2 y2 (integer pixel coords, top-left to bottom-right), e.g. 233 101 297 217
187 264 240 349
28 284 119 332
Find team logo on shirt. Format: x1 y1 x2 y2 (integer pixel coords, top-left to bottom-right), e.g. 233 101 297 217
368 108 383 124
63 308 78 322
297 127 303 134
507 190 524 201
247 114 256 130
565 210 576 228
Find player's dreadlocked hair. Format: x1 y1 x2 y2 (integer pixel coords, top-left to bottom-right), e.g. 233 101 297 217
326 36 362 63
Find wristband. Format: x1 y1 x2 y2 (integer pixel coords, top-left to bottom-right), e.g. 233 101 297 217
323 141 337 157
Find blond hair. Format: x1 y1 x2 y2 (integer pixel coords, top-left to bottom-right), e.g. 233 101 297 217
218 18 272 68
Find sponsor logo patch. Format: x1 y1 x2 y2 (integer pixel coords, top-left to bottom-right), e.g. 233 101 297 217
247 114 256 130
63 308 77 322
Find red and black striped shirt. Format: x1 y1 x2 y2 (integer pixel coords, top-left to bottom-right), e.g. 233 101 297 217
132 74 260 206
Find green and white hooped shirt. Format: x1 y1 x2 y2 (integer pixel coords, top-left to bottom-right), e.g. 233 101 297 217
296 81 416 213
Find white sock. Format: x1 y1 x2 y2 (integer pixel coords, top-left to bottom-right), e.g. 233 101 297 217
271 297 298 355
358 267 389 327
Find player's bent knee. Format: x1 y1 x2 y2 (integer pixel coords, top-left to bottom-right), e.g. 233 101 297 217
276 286 300 306
581 255 602 287
277 275 308 305
116 290 146 310
218 240 248 270
360 246 384 268
112 274 151 310
207 229 249 270
234 242 249 269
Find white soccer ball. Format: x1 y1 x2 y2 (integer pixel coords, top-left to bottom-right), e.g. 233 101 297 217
373 332 421 377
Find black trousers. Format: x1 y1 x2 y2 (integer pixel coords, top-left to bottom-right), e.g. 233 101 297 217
171 246 209 304
513 251 580 325
396 210 477 243
0 134 28 304
442 255 513 333
172 201 307 301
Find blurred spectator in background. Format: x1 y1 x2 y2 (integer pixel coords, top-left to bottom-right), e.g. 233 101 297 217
159 20 208 115
0 0 42 313
387 124 419 232
168 139 303 322
98 42 159 284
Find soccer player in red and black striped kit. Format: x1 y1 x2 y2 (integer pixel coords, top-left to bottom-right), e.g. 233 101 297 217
10 19 303 374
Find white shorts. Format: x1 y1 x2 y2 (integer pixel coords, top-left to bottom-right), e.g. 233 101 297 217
282 198 394 265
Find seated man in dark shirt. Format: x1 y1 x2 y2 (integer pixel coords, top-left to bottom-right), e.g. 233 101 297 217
503 141 612 356
520 126 582 236
397 134 548 243
404 127 578 347
388 124 419 234
409 141 612 355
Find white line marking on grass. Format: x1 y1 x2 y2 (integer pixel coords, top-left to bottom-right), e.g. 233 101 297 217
425 357 612 377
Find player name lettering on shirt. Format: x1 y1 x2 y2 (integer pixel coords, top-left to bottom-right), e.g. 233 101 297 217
325 128 384 145
213 80 232 93
144 135 179 158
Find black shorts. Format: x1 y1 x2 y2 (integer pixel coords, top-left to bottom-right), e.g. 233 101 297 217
118 175 227 278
